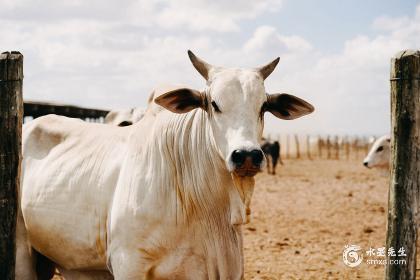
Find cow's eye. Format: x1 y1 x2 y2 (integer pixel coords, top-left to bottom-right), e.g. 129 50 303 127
376 146 384 152
211 101 221 113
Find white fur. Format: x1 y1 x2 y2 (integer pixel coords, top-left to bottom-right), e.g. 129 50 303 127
18 73 266 279
18 60 312 279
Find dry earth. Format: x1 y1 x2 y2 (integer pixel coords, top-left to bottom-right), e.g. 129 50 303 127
52 158 419 279
244 158 419 279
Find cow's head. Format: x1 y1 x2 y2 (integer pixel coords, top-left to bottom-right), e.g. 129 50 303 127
155 51 314 177
363 135 390 169
105 109 135 126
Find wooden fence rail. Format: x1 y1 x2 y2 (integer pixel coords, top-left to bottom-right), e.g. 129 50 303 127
385 50 420 280
274 134 372 160
0 51 23 279
23 101 109 121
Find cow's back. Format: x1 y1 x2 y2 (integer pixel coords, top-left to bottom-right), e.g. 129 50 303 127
21 115 127 270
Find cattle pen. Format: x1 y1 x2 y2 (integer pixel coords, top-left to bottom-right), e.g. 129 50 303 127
0 49 419 279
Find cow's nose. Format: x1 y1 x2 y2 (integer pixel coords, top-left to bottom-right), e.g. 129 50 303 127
231 150 246 166
363 162 368 167
250 149 264 166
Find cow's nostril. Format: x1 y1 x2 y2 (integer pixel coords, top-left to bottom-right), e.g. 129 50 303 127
231 150 246 166
363 162 368 167
250 149 264 166
118 121 133 127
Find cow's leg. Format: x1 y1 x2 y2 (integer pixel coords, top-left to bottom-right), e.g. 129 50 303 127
59 268 113 280
266 155 271 174
272 156 278 175
110 250 149 280
15 212 37 280
110 249 207 280
34 251 56 280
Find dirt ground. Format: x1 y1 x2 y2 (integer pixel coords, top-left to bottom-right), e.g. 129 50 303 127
244 158 419 279
52 158 418 279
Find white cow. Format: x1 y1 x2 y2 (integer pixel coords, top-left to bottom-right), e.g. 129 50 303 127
104 107 146 126
17 51 314 279
363 135 390 170
105 92 155 126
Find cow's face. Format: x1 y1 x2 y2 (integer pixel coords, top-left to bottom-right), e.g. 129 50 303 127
205 69 266 176
155 51 314 177
363 136 390 169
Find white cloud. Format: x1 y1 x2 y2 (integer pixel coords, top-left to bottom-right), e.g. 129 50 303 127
277 5 420 135
0 0 158 23
0 1 418 135
157 0 283 32
234 6 420 135
0 0 282 32
244 26 312 54
372 16 410 32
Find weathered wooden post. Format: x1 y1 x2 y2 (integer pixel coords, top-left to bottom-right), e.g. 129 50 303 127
306 135 312 160
385 50 420 280
294 134 300 159
0 52 23 279
334 135 339 160
345 137 350 160
318 135 323 159
352 137 359 160
364 137 369 155
326 136 331 159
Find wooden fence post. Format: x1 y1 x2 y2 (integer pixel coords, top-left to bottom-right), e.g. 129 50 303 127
318 135 323 159
363 137 369 155
352 137 359 160
294 134 300 159
0 51 23 279
306 135 312 160
334 135 339 160
326 136 331 159
385 50 420 280
345 137 350 160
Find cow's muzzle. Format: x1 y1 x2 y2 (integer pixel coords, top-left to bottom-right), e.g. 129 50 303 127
230 149 264 177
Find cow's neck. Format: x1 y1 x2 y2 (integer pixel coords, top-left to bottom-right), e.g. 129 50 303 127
126 108 255 276
152 109 250 226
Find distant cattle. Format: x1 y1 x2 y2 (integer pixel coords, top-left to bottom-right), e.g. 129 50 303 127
104 107 146 126
363 135 390 171
18 51 314 279
261 140 282 174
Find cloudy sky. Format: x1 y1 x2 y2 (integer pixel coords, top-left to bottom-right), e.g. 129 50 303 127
1 0 419 136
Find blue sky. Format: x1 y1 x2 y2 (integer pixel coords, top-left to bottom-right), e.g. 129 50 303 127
188 1 418 52
275 0 417 51
1 0 419 136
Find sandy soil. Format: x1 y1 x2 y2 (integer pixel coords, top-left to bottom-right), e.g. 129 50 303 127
244 158 419 279
52 158 418 279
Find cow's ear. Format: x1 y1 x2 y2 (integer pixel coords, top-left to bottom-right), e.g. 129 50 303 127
154 88 205 114
265 93 314 120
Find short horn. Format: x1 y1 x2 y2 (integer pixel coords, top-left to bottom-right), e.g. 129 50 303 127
258 57 280 80
188 50 212 80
